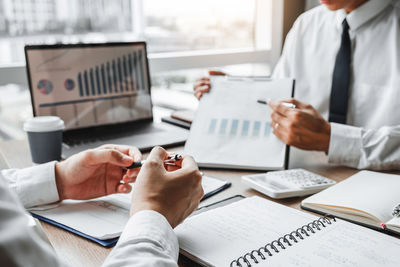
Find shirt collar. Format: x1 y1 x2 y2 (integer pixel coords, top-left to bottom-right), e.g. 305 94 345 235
335 0 392 31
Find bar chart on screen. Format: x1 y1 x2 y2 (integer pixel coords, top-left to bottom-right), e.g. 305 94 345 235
28 45 152 130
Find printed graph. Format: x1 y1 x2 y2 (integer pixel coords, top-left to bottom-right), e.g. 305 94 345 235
207 118 272 138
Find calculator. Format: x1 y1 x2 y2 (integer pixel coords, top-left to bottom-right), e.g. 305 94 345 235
242 169 336 199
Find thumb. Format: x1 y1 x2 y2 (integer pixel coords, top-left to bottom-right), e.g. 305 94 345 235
86 149 133 167
285 98 309 109
147 146 168 164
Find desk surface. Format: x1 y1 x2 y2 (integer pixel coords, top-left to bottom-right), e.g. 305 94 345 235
0 140 359 267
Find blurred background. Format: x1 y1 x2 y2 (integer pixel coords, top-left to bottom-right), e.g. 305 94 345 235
0 0 320 140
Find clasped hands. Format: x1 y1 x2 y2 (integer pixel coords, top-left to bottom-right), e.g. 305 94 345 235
194 72 331 152
55 145 203 228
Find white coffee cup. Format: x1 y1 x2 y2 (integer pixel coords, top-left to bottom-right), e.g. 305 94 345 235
23 116 65 164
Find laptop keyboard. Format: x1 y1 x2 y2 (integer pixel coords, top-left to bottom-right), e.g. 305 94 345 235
63 123 163 146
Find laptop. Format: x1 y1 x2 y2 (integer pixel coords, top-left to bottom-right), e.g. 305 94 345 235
25 42 188 158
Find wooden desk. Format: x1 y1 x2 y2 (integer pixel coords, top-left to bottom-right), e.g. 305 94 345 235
0 140 358 267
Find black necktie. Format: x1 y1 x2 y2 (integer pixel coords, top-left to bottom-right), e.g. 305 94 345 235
328 19 351 124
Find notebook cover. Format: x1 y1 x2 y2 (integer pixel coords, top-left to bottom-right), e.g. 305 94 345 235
300 204 400 237
31 212 119 247
201 181 231 201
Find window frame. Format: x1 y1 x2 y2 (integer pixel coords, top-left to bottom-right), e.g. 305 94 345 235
0 0 283 86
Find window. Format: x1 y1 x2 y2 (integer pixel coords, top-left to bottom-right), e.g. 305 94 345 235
0 0 282 71
0 0 283 140
143 0 258 53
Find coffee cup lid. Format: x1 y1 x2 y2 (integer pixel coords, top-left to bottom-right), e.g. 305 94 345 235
23 116 65 132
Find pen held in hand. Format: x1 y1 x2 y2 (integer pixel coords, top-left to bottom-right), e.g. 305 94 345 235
125 154 183 169
257 99 296 109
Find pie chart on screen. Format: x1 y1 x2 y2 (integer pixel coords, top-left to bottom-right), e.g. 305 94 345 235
37 79 53 95
64 78 75 91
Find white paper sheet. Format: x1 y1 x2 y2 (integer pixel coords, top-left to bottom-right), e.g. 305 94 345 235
184 76 294 170
30 175 228 240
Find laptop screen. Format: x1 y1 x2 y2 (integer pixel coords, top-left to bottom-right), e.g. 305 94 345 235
25 42 152 130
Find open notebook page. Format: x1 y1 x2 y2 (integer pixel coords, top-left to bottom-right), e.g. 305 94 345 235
302 171 400 223
30 175 228 240
267 219 400 267
176 196 400 267
175 196 315 266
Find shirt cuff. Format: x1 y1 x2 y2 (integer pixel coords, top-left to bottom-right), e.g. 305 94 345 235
2 161 60 208
119 210 179 261
328 123 362 166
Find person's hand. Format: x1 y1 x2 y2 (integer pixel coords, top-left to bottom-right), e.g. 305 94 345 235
194 70 227 100
55 144 142 201
269 99 331 153
130 146 203 228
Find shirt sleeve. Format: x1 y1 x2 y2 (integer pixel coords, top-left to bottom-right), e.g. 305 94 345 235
0 173 66 267
103 210 178 267
328 123 400 170
0 161 60 208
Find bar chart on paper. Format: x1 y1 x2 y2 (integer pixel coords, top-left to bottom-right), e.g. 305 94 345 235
207 118 272 138
185 76 294 170
27 45 152 130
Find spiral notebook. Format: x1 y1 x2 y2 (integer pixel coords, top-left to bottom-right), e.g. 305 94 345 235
175 196 400 267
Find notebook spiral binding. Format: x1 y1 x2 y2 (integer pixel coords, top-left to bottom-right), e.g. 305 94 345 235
230 215 336 267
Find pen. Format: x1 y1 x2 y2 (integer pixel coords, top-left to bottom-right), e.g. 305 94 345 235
257 99 296 109
125 154 183 169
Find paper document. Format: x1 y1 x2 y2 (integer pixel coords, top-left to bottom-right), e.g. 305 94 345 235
185 76 294 170
30 175 229 240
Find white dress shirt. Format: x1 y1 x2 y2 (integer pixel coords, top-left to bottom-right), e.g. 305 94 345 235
0 162 178 267
273 0 400 170
2 2 399 267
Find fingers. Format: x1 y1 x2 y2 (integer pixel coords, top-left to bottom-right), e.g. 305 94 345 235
104 167 132 195
270 109 291 128
178 154 198 171
268 99 292 117
194 86 210 100
97 145 142 180
208 70 227 76
194 78 211 100
167 153 183 167
146 146 168 165
128 146 142 161
165 164 181 172
194 80 210 89
170 155 200 177
195 90 205 100
125 147 142 180
97 144 142 162
193 70 226 100
85 148 134 167
123 171 139 183
117 183 132 194
284 98 310 109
